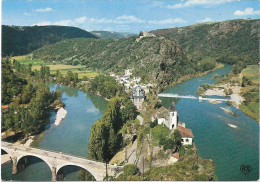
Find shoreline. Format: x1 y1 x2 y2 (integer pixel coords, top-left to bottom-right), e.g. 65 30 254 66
204 83 244 109
54 107 68 125
166 63 224 90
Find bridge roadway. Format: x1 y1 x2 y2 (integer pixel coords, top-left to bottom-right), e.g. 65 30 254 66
158 93 232 102
1 141 123 181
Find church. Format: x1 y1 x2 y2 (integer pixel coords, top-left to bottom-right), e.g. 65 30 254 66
151 101 194 145
131 86 145 110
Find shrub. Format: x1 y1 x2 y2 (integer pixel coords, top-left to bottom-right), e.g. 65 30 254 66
192 165 199 170
123 164 139 176
150 119 158 128
179 146 185 157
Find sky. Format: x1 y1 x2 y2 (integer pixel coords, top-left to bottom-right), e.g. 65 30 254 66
2 0 260 33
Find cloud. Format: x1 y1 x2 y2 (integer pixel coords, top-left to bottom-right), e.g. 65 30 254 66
35 7 53 13
116 15 145 23
148 18 186 25
75 16 87 24
200 17 213 22
24 12 32 16
53 20 72 26
74 15 145 24
33 21 51 26
234 7 260 16
167 0 235 9
33 20 71 26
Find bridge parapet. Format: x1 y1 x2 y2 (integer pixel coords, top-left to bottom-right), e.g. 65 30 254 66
1 141 123 181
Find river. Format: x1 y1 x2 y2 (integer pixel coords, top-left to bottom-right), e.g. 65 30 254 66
1 84 108 181
160 64 259 181
2 65 259 181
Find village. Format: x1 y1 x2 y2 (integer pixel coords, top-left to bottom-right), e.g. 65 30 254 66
109 68 194 166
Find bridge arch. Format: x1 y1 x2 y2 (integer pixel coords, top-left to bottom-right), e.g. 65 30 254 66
17 154 52 174
56 163 98 181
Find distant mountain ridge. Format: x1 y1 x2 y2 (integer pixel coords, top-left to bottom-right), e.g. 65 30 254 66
91 31 136 39
151 19 259 65
2 25 97 56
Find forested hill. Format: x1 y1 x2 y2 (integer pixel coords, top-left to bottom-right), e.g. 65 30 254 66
2 25 98 56
91 31 136 39
33 36 215 91
151 19 259 65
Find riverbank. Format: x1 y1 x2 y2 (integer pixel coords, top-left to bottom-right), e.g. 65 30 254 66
204 83 244 108
167 63 224 90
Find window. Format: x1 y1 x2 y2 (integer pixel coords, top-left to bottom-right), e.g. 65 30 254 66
181 139 184 142
186 139 189 142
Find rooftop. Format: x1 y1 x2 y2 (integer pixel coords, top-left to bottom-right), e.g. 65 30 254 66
171 152 180 160
177 126 194 138
1 105 9 110
132 86 145 98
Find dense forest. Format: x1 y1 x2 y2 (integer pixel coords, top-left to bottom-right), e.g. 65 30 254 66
2 25 97 56
1 58 62 139
151 19 259 65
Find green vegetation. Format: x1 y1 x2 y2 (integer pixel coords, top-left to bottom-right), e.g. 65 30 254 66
151 125 170 146
159 129 182 151
87 75 125 99
197 84 210 95
88 95 137 162
1 58 62 138
79 170 96 181
13 56 99 80
32 35 219 91
114 145 216 181
115 164 140 181
240 65 259 121
2 25 97 56
242 65 259 84
152 19 258 65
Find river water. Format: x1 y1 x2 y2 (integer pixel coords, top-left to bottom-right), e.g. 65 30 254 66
160 65 259 181
1 84 108 181
2 65 259 181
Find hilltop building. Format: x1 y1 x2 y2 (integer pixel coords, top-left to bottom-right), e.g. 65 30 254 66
131 86 145 110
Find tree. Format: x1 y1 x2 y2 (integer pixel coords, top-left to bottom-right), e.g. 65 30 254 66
88 120 109 162
121 97 137 122
173 129 182 151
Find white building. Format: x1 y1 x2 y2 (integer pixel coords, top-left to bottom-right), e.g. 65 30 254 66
155 103 178 130
152 102 194 145
177 126 194 145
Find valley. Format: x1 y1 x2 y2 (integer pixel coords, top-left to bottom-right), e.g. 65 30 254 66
1 14 259 182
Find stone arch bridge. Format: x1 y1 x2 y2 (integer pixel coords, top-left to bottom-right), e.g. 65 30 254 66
1 141 123 181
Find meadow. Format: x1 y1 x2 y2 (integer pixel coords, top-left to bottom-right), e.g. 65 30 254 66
240 64 259 121
13 56 99 79
242 65 259 84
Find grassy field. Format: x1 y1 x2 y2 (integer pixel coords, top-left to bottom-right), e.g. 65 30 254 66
240 65 259 122
13 55 99 78
242 65 259 84
151 125 170 146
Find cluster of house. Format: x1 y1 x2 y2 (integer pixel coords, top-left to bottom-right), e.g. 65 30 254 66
151 102 194 146
111 69 155 92
110 69 142 90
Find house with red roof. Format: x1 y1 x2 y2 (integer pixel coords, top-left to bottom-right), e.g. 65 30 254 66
177 126 194 145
